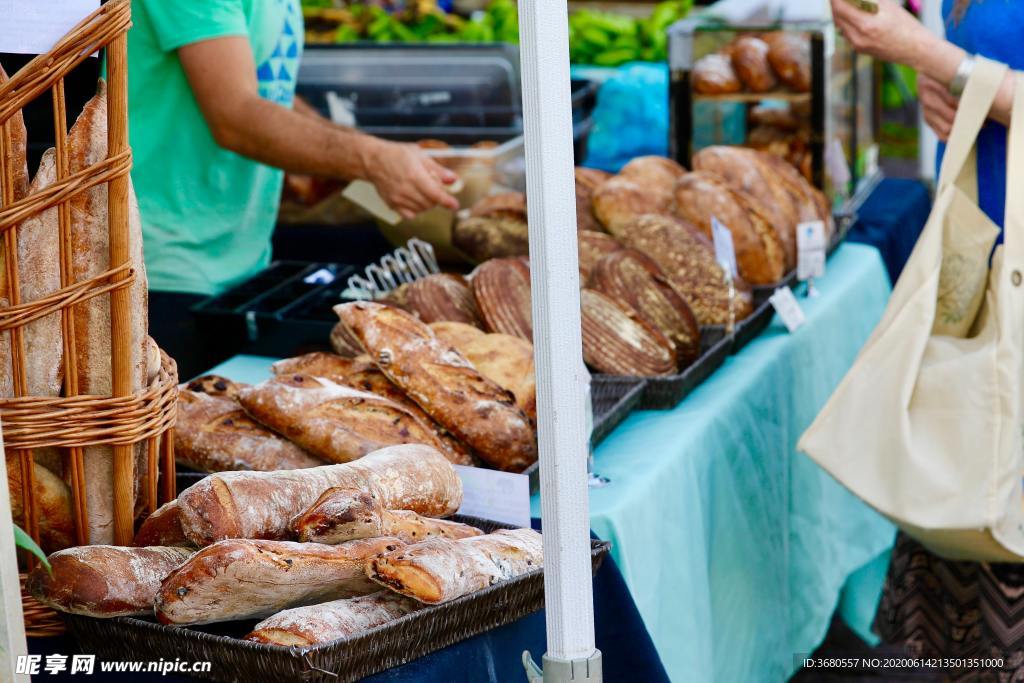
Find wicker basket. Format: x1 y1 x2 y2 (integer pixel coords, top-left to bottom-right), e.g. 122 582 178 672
0 0 177 635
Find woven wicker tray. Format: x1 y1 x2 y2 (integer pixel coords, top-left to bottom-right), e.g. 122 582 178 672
64 517 610 683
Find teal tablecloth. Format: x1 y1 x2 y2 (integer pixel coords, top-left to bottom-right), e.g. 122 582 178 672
527 242 895 682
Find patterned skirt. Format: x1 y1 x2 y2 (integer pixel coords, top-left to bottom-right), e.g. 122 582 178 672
876 533 1024 682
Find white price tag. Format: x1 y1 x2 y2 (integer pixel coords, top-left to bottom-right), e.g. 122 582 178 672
711 216 738 279
0 1 100 55
770 287 806 333
797 220 827 281
826 138 852 190
454 465 531 528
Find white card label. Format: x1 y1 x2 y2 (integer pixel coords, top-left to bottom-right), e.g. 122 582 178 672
770 287 806 333
711 216 738 279
454 465 531 528
797 220 827 281
0 1 100 55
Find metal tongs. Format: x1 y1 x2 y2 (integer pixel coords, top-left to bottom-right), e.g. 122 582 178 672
343 238 440 301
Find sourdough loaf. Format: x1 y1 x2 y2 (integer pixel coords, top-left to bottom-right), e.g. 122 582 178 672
429 321 486 350
155 537 402 625
245 591 421 646
575 167 612 232
184 374 246 400
271 353 375 381
618 156 687 200
577 231 622 282
28 545 194 617
592 175 672 235
176 444 462 545
368 528 543 604
470 257 533 341
403 273 483 326
292 486 482 545
336 302 537 472
580 289 677 376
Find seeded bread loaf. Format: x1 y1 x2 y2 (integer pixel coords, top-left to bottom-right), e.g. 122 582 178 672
577 231 622 282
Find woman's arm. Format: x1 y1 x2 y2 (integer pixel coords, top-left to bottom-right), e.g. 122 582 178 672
831 0 1014 126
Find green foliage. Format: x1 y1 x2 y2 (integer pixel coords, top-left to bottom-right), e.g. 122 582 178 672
14 525 50 573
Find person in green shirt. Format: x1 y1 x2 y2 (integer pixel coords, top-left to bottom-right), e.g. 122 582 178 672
128 0 457 376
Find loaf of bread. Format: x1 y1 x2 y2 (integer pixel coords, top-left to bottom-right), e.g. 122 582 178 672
618 156 687 200
177 385 324 472
368 528 543 604
764 32 811 92
271 353 375 380
578 231 622 282
589 249 701 366
292 486 482 545
575 167 612 233
580 289 677 376
673 171 788 282
155 537 402 625
133 500 189 547
403 274 483 326
176 444 462 545
183 374 245 400
731 36 777 92
618 214 753 326
0 66 26 399
27 545 194 617
592 175 673 236
453 193 529 263
245 591 421 646
756 151 835 239
7 457 75 553
238 374 452 465
471 257 533 341
460 333 536 422
470 192 527 220
692 54 742 95
330 321 364 357
336 302 537 472
429 321 485 350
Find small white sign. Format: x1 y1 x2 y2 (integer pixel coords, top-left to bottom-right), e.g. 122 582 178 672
797 220 827 281
711 216 738 280
826 138 852 190
454 465 531 529
770 287 806 333
0 1 100 55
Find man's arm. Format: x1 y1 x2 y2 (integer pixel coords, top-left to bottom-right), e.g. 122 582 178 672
178 36 457 218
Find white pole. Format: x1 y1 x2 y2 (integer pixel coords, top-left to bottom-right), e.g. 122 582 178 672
517 0 601 679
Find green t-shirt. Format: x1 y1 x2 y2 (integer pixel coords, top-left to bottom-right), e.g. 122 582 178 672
128 0 304 295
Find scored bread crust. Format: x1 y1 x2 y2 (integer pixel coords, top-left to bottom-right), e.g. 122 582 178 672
577 231 622 282
470 257 533 341
176 387 325 472
589 249 701 367
367 528 543 605
155 537 403 625
330 321 365 358
245 591 421 646
336 302 537 472
176 444 463 546
592 175 673 236
580 289 678 377
133 500 190 547
28 545 194 618
404 273 483 326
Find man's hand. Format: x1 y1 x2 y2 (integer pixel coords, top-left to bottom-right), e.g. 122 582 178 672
362 140 459 219
919 74 958 142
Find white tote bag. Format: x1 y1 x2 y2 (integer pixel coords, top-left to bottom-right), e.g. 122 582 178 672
799 59 1024 562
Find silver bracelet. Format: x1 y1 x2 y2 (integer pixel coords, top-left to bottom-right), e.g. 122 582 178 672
949 55 976 98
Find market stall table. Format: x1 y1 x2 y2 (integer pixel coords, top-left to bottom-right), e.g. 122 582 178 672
546 242 896 682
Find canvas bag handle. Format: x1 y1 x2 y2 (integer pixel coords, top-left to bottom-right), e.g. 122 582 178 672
937 57 1009 197
1002 74 1024 268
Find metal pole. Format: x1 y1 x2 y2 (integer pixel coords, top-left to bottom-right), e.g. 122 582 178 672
517 0 602 680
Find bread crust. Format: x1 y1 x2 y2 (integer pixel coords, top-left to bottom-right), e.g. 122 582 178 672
575 167 612 232
7 457 74 553
592 175 673 235
404 274 483 326
580 289 677 376
692 54 742 95
133 500 190 548
470 257 533 341
578 231 622 282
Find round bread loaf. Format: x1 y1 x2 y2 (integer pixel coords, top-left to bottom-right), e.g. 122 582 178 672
618 156 687 200
580 289 677 377
731 36 777 92
589 249 701 366
764 32 811 92
470 192 527 220
578 231 622 282
692 53 742 95
461 333 536 422
673 171 788 282
471 258 533 341
618 214 753 326
404 273 483 326
429 321 486 350
592 176 672 236
575 167 612 232
452 211 529 263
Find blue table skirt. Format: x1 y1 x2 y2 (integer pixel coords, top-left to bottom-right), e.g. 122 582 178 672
848 177 932 283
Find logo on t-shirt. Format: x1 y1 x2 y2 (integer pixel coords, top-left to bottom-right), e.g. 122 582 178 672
256 0 302 106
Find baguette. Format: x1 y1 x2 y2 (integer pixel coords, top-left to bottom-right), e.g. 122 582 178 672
238 374 452 464
27 546 194 617
270 353 375 380
0 65 27 384
336 302 537 472
292 486 482 545
133 500 190 548
367 528 543 604
176 385 324 472
176 444 462 546
183 374 246 400
7 457 75 553
155 537 403 625
245 591 421 646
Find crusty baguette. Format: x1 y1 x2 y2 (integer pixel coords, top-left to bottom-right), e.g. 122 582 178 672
7 456 74 553
271 352 375 379
176 385 324 472
238 374 452 464
245 591 421 646
336 302 537 472
133 500 190 548
367 528 543 604
27 545 194 617
292 486 482 545
183 374 245 400
176 443 462 546
155 537 403 625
